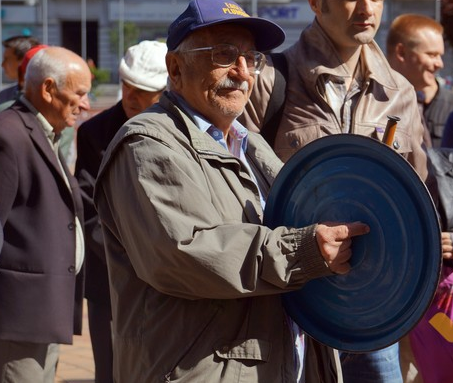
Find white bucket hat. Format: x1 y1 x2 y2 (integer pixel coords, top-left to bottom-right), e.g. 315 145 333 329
119 40 168 92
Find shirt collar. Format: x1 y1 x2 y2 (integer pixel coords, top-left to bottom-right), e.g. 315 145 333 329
20 94 59 143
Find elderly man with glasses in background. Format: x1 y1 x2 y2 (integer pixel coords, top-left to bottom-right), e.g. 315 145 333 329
93 0 369 382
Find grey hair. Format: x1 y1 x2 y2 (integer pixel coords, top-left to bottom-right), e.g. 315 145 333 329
173 35 199 66
23 48 67 92
167 33 205 91
174 35 197 52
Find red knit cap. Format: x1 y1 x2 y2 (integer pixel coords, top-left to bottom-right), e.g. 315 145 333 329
19 44 49 78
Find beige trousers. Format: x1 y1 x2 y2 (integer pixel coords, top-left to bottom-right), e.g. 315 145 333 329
0 340 59 383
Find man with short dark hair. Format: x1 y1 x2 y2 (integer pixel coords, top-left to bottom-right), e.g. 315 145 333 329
93 1 369 382
0 35 40 104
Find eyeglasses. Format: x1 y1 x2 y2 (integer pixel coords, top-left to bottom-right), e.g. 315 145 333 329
181 44 267 75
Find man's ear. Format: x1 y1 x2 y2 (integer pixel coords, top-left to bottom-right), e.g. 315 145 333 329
166 52 183 92
395 43 407 63
41 78 55 103
307 0 321 15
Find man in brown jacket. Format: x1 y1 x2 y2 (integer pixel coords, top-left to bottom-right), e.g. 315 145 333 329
241 0 430 382
242 0 427 182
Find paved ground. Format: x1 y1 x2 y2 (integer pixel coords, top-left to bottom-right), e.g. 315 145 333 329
56 300 95 383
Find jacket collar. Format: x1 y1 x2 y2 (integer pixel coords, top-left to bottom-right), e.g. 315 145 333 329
10 100 78 206
288 19 399 91
11 101 64 171
162 92 234 157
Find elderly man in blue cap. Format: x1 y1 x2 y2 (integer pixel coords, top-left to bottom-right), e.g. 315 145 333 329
93 1 369 382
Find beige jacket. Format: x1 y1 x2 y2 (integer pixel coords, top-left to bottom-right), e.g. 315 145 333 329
242 20 428 182
94 93 340 383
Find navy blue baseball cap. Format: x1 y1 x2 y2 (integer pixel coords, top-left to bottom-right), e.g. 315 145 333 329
167 0 285 52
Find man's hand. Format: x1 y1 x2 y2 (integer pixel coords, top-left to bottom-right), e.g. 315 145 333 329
441 232 453 260
316 222 370 275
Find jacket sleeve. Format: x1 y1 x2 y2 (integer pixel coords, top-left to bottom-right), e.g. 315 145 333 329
95 134 332 300
408 124 429 183
0 129 18 225
441 112 453 148
404 85 429 182
75 125 107 263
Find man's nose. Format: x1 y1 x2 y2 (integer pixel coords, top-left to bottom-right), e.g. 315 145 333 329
80 94 91 110
232 55 252 78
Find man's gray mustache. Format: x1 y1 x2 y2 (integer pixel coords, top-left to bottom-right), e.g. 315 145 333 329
216 78 249 92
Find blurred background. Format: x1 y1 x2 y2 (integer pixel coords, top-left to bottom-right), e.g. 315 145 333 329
0 0 452 89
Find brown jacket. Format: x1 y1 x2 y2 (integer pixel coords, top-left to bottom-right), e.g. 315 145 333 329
242 20 428 182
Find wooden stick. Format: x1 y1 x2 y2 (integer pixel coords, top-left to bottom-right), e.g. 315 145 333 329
382 115 401 147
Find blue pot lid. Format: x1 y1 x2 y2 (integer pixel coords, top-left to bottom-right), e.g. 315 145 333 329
264 134 442 352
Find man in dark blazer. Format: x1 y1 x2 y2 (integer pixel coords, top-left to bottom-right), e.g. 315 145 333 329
0 46 92 383
75 39 167 383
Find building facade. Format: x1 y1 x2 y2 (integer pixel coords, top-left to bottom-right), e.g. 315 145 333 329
1 0 451 84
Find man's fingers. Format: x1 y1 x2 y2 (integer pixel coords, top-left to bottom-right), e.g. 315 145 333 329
316 221 369 275
343 221 370 238
321 221 370 241
326 248 352 273
441 232 453 259
332 262 351 275
338 238 352 251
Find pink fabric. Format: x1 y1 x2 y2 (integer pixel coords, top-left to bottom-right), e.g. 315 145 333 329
409 265 453 383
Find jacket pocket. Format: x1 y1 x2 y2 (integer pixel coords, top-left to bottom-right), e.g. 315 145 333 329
372 124 412 154
275 124 323 162
214 338 271 362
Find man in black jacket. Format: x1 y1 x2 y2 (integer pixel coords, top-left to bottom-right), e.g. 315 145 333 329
74 39 168 383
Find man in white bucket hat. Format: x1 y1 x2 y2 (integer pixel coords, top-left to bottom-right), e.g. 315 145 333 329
118 40 168 117
74 40 168 383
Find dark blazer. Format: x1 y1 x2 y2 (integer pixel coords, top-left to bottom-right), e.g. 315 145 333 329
0 100 84 344
75 100 128 305
427 147 453 232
